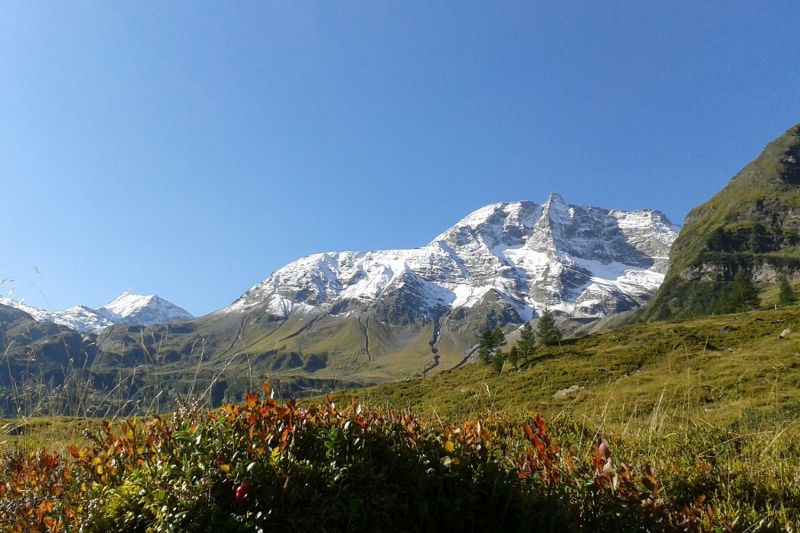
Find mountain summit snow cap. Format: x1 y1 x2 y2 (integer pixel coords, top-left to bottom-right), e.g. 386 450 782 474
98 291 193 324
101 291 158 318
544 192 566 205
0 291 193 333
224 195 678 320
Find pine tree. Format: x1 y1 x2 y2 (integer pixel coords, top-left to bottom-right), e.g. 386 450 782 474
492 350 505 374
478 329 496 364
536 308 562 347
730 270 760 310
516 322 536 363
707 287 735 315
507 345 520 370
778 278 796 306
492 328 507 351
478 328 506 364
710 270 761 314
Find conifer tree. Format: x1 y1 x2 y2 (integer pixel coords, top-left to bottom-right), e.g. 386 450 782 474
707 288 732 315
730 270 760 310
778 277 796 306
507 345 520 370
517 322 536 363
709 270 760 314
478 329 496 364
478 328 506 365
536 308 562 347
492 350 505 374
492 328 507 351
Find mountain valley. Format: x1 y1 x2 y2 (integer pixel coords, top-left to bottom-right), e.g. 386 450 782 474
0 194 679 411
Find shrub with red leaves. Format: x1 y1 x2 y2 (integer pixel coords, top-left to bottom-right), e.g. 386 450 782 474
1 383 717 531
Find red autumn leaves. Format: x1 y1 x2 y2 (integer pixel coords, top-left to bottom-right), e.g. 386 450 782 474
232 481 253 501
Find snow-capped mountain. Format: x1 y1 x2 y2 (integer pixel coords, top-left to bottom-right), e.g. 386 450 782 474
0 298 115 333
0 292 192 334
96 292 194 326
224 194 679 321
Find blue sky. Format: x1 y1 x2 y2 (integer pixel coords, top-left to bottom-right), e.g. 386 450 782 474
1 1 798 315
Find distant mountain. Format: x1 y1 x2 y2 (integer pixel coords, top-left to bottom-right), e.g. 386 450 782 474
0 195 678 412
0 292 192 333
0 298 114 333
644 123 800 319
224 193 678 321
93 195 677 394
0 302 97 414
96 292 194 326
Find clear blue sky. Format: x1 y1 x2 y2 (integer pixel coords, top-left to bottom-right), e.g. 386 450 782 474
1 1 798 315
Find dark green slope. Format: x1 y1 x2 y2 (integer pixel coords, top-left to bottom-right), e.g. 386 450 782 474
644 123 800 319
0 304 95 375
0 304 98 414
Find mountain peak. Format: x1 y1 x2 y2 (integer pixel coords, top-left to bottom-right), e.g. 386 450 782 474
103 292 156 313
0 291 192 333
430 200 540 247
544 192 566 206
98 292 193 325
226 196 678 320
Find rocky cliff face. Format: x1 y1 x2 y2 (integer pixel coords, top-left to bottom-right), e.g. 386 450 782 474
645 123 800 319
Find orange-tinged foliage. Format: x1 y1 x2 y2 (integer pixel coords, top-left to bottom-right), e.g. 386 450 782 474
0 383 718 531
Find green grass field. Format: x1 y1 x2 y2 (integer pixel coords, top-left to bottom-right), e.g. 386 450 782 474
4 304 800 530
322 304 800 529
338 305 800 426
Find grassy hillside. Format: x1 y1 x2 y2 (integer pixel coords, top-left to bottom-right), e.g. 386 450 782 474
336 305 800 429
12 304 799 431
314 304 800 529
644 123 800 319
5 305 800 530
91 310 455 397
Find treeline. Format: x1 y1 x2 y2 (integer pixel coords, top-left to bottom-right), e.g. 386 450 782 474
708 272 796 315
478 309 562 373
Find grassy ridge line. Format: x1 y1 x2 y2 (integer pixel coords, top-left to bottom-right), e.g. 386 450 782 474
644 123 800 320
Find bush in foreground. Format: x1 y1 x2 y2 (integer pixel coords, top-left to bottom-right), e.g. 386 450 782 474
1 384 714 531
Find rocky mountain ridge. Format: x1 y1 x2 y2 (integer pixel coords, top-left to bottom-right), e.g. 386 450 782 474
224 193 678 322
81 194 678 401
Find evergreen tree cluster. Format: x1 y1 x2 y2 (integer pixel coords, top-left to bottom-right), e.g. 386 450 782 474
478 328 506 364
708 270 761 314
478 309 562 374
